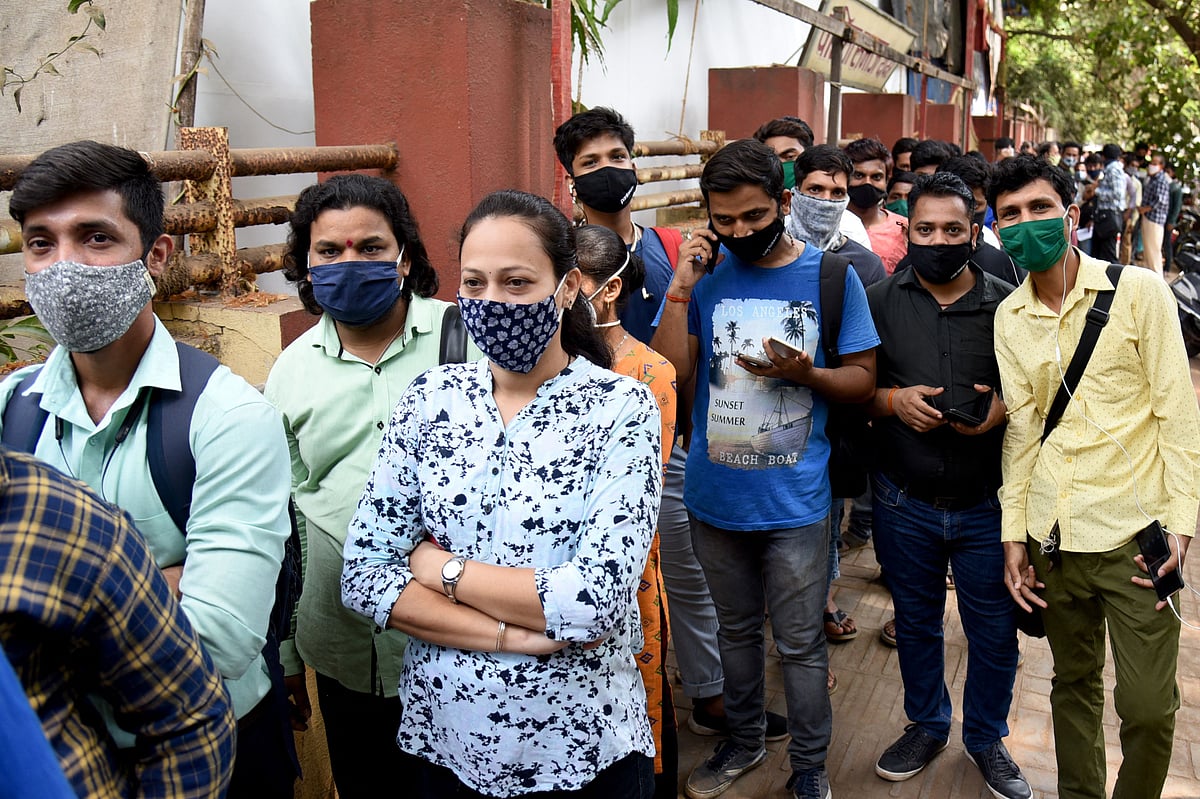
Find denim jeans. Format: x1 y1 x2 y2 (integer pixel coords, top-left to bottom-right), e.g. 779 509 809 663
871 473 1018 752
658 446 723 699
689 514 831 772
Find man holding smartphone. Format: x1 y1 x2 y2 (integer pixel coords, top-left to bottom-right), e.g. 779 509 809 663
863 173 1029 799
993 155 1200 799
652 139 878 799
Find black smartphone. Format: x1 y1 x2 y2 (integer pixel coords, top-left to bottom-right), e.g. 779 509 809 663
945 389 994 427
1135 520 1185 601
700 221 717 273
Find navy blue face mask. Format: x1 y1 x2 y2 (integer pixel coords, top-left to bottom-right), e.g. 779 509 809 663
310 249 404 327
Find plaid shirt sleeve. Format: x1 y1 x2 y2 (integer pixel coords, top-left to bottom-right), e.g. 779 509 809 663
1145 174 1170 223
0 451 236 798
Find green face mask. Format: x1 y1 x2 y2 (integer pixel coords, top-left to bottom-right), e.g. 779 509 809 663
781 160 797 190
997 213 1071 273
884 198 908 217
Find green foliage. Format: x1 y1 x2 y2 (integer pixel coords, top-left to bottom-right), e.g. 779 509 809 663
1005 0 1200 176
1 1 104 112
547 0 680 65
0 317 54 365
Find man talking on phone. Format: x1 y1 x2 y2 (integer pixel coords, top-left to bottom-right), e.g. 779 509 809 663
992 155 1200 799
652 139 878 799
864 173 1029 799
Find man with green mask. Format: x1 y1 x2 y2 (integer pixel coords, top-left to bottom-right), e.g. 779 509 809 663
990 155 1200 799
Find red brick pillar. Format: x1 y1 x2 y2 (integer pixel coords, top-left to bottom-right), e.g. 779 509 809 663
707 67 827 144
310 0 555 299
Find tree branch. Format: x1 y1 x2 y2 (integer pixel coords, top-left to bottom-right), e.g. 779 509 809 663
1005 28 1080 43
1141 0 1200 55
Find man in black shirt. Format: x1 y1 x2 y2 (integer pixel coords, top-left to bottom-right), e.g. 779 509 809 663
866 173 1030 799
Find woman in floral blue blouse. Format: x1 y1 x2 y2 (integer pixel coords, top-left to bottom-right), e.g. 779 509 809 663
342 190 664 798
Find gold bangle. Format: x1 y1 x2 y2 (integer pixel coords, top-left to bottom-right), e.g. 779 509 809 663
495 621 507 653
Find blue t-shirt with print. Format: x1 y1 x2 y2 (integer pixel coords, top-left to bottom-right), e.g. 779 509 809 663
621 227 676 345
684 243 879 531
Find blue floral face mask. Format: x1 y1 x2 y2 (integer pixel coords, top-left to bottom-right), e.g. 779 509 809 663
457 273 568 373
309 247 404 327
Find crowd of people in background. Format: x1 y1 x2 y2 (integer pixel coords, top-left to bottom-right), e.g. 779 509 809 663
1 110 1196 799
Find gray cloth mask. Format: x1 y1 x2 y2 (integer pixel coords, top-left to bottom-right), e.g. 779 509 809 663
25 259 156 352
787 191 849 251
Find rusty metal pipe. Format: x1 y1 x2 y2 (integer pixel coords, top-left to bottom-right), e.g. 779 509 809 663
230 144 398 176
164 195 298 235
637 164 704 183
633 140 720 158
185 243 287 285
0 143 399 191
631 189 704 212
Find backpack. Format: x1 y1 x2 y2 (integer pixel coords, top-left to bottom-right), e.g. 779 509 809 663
438 305 469 365
818 251 873 499
0 343 303 648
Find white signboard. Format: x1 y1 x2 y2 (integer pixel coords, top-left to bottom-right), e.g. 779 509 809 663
799 0 917 92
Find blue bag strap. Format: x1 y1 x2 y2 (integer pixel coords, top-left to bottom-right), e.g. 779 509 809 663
146 343 220 535
0 369 49 454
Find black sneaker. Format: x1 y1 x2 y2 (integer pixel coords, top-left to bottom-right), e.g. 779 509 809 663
684 739 767 799
787 766 832 799
874 723 948 781
966 741 1032 799
687 705 790 742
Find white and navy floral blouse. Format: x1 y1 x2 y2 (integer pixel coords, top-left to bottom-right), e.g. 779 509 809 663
342 356 663 796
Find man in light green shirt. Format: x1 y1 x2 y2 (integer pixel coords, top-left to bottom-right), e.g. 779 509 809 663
2 141 295 797
264 174 477 799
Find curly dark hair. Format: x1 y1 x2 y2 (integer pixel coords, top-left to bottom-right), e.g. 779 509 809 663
988 155 1075 211
284 174 438 316
843 137 893 169
459 190 612 370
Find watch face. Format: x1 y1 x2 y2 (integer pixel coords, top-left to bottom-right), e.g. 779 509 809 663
442 558 464 581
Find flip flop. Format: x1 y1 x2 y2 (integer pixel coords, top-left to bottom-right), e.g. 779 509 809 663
827 667 838 696
823 608 858 642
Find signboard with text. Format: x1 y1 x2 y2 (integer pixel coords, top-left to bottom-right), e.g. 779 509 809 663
799 0 917 92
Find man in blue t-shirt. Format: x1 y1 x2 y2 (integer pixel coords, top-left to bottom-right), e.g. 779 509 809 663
652 139 879 799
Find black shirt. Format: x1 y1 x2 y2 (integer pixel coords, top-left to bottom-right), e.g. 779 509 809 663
866 264 1014 498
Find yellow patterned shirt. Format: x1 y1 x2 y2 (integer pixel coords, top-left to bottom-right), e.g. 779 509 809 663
996 251 1200 551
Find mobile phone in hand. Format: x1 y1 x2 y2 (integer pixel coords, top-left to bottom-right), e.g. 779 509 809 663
737 352 773 369
1135 520 1185 601
766 336 804 359
700 222 717 274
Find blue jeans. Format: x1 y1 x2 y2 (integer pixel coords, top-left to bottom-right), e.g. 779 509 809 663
658 446 723 699
689 514 831 772
871 473 1018 752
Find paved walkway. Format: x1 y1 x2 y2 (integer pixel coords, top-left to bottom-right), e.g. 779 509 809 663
669 541 1200 798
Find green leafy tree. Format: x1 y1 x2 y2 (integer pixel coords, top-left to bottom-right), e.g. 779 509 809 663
1006 0 1200 175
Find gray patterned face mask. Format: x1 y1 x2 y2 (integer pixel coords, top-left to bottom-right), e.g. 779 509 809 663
24 259 156 352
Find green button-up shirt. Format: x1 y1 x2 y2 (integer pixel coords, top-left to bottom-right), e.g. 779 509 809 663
0 319 292 727
264 295 477 695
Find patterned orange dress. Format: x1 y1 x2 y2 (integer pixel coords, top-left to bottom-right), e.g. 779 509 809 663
613 335 676 774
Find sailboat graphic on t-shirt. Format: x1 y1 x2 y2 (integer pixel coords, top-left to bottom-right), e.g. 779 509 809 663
751 390 812 454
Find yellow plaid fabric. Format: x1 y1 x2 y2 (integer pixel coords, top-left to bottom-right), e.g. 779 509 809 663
996 252 1200 550
0 449 236 797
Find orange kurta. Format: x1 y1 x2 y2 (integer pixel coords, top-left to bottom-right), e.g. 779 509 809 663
613 336 676 773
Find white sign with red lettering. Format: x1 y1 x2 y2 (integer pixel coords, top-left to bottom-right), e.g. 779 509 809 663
799 0 917 92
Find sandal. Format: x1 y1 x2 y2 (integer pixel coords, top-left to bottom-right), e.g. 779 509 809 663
823 608 858 642
879 617 897 647
827 667 838 696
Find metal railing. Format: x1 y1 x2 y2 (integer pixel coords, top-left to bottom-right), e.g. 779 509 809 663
1 127 721 308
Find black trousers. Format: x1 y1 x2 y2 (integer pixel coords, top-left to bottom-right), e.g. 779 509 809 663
315 672 419 799
414 751 654 798
226 688 300 799
1092 209 1121 262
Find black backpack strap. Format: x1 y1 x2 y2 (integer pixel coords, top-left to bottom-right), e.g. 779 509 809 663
439 304 469 365
0 369 49 454
146 343 221 534
1041 264 1124 444
819 251 852 366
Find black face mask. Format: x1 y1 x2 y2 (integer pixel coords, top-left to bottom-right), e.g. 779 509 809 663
572 166 639 214
908 241 973 284
847 183 885 209
715 216 786 263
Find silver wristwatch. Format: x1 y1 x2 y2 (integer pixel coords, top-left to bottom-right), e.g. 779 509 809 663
441 555 467 604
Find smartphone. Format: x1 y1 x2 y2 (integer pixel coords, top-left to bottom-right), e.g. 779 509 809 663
737 352 773 369
699 222 717 274
943 389 995 427
766 336 804 359
1135 520 1185 601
